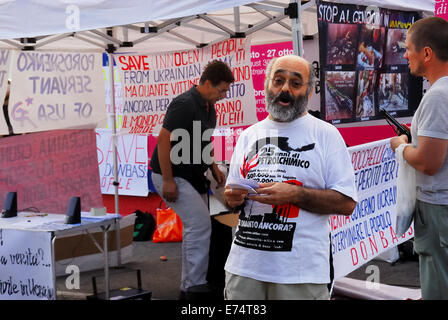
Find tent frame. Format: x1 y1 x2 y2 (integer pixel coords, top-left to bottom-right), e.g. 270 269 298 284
1 1 314 55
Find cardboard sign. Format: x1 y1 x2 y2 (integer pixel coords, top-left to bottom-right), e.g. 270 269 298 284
8 51 107 133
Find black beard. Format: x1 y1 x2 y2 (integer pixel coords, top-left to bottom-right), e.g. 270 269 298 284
266 90 308 122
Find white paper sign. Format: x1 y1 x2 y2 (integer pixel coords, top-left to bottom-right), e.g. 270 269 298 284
0 229 55 300
96 128 149 196
8 51 107 133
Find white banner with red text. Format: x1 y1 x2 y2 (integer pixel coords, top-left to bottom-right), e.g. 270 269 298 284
332 138 414 279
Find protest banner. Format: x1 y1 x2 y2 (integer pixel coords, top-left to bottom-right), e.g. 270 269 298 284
436 0 448 20
8 51 107 133
115 37 257 135
0 48 11 135
0 229 54 300
332 138 414 279
96 128 148 196
0 129 103 214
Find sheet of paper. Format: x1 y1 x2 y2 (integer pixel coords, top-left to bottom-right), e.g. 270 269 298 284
226 177 260 194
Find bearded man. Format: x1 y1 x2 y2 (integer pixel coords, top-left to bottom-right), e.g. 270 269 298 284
223 55 358 300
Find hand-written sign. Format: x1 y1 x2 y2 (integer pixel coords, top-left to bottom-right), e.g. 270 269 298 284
0 48 11 135
331 138 413 279
0 229 54 300
0 129 103 214
96 128 148 196
115 37 258 135
8 51 107 133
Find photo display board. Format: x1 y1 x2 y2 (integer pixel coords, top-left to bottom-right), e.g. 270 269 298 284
316 1 422 124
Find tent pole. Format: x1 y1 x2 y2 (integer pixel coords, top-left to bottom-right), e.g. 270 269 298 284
108 51 122 268
107 52 120 216
290 0 304 56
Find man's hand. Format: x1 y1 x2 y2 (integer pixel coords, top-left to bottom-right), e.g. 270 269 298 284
212 165 226 189
251 182 356 216
224 186 248 208
390 134 408 152
392 123 410 136
162 179 178 202
249 182 299 205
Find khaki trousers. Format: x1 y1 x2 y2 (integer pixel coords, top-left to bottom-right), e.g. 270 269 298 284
224 271 330 300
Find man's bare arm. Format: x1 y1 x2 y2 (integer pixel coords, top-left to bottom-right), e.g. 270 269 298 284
157 127 178 202
391 135 448 175
250 182 356 216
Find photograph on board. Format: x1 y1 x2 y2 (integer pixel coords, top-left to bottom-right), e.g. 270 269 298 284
378 72 409 111
326 23 358 65
355 70 377 118
324 71 355 121
356 26 385 70
385 29 408 65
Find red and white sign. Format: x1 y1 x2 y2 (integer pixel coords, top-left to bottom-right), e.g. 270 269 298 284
115 37 258 135
332 138 414 279
0 129 103 214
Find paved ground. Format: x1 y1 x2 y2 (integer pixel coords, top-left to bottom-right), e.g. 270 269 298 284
55 239 420 300
56 241 182 300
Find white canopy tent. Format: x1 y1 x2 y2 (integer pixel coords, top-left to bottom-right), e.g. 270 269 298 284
0 0 435 54
0 1 315 54
0 0 436 214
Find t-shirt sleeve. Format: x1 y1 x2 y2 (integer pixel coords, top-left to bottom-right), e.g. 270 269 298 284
417 92 448 140
162 98 194 132
324 128 358 202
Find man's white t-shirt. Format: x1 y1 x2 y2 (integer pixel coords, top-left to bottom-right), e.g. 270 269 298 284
224 113 358 284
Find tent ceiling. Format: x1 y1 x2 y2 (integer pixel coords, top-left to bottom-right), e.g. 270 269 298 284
0 0 317 52
0 0 434 53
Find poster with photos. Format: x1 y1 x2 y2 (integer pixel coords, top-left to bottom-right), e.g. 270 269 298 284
317 0 422 124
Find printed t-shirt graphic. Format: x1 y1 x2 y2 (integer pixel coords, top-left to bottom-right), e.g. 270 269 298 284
225 115 357 284
235 136 315 252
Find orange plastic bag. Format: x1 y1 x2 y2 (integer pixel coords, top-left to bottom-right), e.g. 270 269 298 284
152 206 183 243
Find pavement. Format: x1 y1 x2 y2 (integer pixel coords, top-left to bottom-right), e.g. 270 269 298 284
55 239 421 300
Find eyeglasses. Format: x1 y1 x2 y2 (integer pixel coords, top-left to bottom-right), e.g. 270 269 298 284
271 77 309 90
216 87 228 94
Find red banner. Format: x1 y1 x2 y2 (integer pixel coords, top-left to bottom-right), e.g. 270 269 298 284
0 129 103 214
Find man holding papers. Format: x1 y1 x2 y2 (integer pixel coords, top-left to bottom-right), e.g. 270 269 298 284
223 55 357 300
